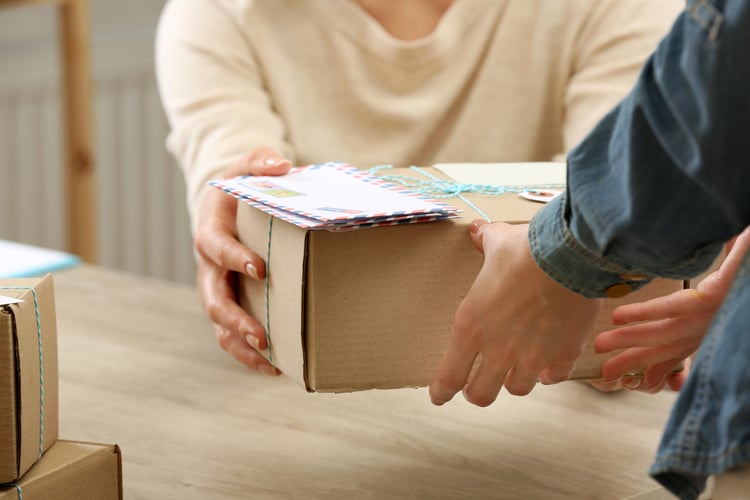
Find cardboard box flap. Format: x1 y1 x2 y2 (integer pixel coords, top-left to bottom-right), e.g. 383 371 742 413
237 209 309 386
433 162 567 187
0 275 59 482
0 306 18 477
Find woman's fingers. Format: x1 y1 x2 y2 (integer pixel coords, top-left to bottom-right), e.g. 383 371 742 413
215 326 280 376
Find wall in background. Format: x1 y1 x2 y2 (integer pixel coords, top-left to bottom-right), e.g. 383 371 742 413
0 0 196 284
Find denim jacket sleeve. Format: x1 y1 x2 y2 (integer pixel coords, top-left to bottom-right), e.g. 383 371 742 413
529 0 750 298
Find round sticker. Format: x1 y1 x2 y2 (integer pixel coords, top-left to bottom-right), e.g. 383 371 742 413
520 189 563 203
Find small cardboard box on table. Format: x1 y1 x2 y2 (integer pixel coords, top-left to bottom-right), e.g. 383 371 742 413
236 163 686 393
0 275 58 482
0 440 122 500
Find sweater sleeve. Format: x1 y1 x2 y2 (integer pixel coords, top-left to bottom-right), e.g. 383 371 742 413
561 0 683 153
155 0 292 232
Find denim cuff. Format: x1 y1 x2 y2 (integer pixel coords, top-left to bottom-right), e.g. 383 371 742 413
528 193 654 299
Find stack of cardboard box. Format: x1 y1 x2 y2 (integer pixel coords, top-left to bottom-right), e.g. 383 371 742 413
0 275 122 499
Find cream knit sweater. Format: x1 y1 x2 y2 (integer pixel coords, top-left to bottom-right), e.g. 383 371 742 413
156 0 682 228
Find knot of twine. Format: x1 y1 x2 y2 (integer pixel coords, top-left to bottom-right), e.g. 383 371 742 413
368 165 564 221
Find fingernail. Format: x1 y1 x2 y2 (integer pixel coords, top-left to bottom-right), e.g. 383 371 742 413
259 365 279 377
245 334 260 350
470 221 481 233
246 263 259 280
264 156 279 167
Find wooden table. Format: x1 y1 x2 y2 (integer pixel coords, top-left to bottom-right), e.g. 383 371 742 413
54 265 679 499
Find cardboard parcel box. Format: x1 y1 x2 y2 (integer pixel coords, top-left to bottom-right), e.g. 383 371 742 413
236 164 686 393
0 275 58 482
0 440 122 500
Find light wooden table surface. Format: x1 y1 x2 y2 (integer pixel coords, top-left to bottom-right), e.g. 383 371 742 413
54 265 679 500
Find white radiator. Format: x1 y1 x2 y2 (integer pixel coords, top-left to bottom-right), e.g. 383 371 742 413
94 69 196 284
0 53 196 284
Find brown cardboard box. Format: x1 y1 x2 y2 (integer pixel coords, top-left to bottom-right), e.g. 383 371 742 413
0 275 58 482
0 440 122 500
236 165 686 392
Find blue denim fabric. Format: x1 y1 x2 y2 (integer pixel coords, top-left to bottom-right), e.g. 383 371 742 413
651 251 750 498
531 0 750 295
528 1 750 498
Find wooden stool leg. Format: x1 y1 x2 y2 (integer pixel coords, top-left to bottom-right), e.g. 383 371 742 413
58 0 97 263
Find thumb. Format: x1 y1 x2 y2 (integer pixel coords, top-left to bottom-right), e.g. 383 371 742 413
230 147 293 177
469 219 490 254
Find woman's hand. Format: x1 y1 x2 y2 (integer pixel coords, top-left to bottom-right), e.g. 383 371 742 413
194 147 292 375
